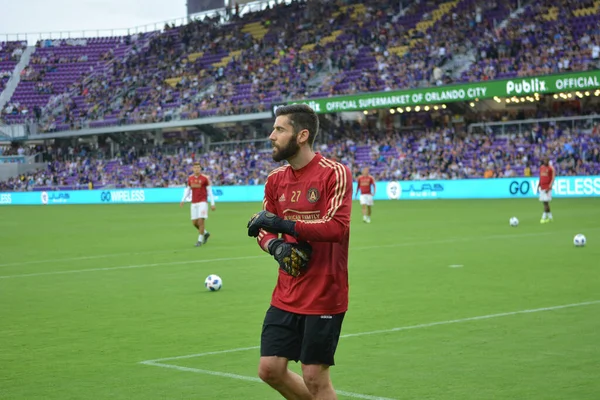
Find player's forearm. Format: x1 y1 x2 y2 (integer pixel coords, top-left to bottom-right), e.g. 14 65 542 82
181 187 191 202
295 219 349 242
258 230 278 252
207 185 215 205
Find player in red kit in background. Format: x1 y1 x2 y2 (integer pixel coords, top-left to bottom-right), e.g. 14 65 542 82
355 167 376 223
247 104 352 400
538 157 555 223
180 162 216 246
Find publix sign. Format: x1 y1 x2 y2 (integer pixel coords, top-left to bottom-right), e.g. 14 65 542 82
506 78 548 95
280 70 600 114
506 73 600 95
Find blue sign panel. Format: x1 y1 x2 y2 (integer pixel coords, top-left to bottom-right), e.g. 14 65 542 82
1 176 599 206
375 176 600 200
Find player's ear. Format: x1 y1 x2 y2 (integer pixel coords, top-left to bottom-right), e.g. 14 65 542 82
297 129 310 145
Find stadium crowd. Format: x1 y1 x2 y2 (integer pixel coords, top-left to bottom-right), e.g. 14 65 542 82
0 41 25 93
2 121 599 192
463 0 600 82
2 0 599 132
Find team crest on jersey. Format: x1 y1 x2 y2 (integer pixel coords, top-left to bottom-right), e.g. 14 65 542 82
307 188 320 203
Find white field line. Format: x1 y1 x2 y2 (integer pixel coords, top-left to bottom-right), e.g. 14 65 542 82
338 300 600 338
0 245 255 268
139 361 397 400
0 256 266 279
143 300 600 363
0 230 558 278
139 300 600 400
353 231 555 251
0 250 175 268
4 224 600 269
0 230 556 269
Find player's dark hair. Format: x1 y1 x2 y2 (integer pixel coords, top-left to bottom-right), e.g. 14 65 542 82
275 104 319 147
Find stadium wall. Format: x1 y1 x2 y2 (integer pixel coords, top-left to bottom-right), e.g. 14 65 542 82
1 176 599 205
0 163 47 182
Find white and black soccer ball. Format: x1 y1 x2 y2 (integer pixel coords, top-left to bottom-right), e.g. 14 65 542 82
509 217 519 227
573 234 586 247
205 274 223 291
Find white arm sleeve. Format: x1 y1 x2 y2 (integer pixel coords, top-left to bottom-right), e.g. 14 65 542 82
207 185 215 206
181 187 191 202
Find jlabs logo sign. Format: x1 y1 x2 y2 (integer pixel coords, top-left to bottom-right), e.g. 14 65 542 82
100 190 145 203
386 182 444 199
0 193 11 205
401 182 444 198
41 191 70 204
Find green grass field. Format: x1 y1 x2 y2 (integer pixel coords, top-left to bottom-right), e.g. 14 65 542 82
1 198 599 400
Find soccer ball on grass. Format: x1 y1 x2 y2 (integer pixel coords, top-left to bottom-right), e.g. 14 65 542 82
205 274 223 291
509 217 519 227
573 234 586 247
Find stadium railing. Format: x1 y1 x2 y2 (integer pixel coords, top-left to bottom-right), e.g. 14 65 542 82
469 115 600 136
0 153 41 164
0 123 31 139
208 138 270 152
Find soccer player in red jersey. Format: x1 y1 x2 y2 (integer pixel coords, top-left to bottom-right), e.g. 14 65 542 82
180 162 216 246
247 104 352 400
355 167 376 223
537 157 555 223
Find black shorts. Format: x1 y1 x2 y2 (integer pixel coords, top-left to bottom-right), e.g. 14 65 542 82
260 305 345 366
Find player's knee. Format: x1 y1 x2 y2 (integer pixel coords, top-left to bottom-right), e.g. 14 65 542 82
301 365 330 394
258 358 285 385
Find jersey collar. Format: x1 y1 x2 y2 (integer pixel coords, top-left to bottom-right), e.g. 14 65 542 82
291 152 322 179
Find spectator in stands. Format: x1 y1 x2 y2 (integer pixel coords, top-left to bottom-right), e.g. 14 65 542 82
1 0 599 132
2 119 599 192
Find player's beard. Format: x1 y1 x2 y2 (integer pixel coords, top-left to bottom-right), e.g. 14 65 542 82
272 134 300 162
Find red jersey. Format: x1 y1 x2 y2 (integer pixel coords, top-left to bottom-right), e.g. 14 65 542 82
539 165 555 190
187 174 210 203
257 153 352 315
357 175 375 195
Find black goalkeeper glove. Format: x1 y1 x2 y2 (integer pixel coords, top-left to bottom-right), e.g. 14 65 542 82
247 210 297 238
267 238 312 277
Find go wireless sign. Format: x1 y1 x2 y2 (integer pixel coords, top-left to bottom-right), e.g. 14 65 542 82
508 177 600 197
